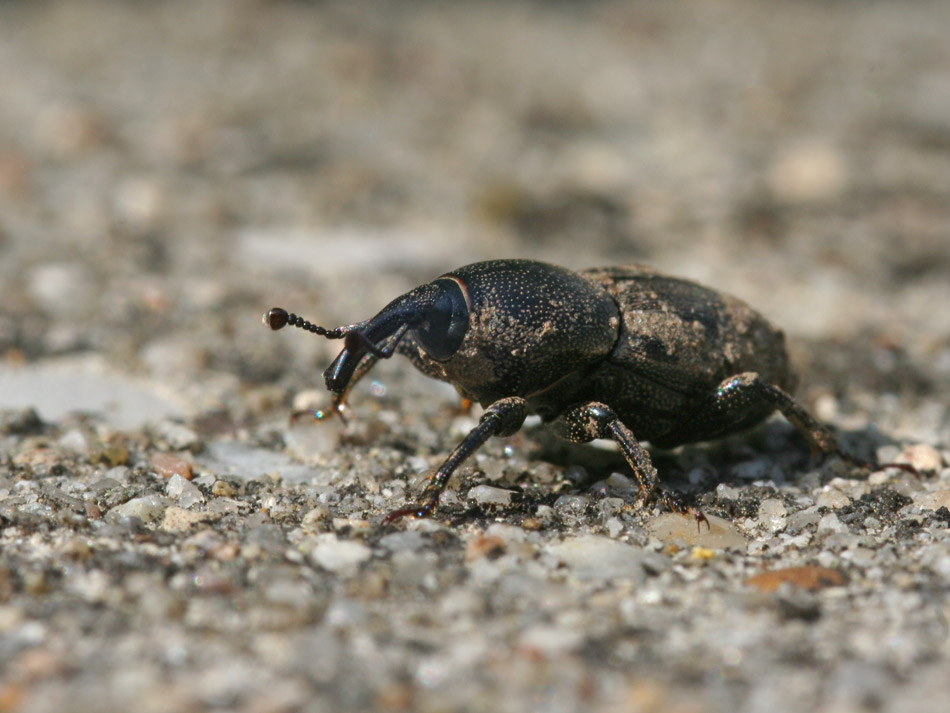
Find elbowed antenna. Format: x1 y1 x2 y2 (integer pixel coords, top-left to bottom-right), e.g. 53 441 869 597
263 307 410 360
262 307 346 339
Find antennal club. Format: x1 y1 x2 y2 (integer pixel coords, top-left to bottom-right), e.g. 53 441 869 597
262 307 345 339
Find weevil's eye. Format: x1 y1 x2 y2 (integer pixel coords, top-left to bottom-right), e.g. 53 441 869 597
413 279 469 361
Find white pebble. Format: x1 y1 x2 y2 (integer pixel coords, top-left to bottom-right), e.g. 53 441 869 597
817 513 846 534
896 444 944 474
816 488 850 510
758 498 788 532
308 534 371 574
546 535 654 582
166 474 204 508
107 495 170 524
468 485 514 507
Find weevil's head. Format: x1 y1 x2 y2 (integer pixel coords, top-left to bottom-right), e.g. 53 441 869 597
263 277 469 396
266 260 621 408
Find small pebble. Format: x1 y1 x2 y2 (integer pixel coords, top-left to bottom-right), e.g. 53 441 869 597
468 484 514 507
767 141 846 204
745 566 847 592
212 480 238 497
106 495 169 524
378 531 427 553
815 488 850 510
153 420 200 450
546 535 660 582
58 430 89 453
0 407 42 435
150 452 193 480
161 506 221 532
95 442 130 467
914 490 950 511
758 498 788 532
300 506 331 531
307 534 372 574
895 444 944 474
518 623 585 657
465 533 506 561
647 513 746 550
166 474 204 507
817 513 847 535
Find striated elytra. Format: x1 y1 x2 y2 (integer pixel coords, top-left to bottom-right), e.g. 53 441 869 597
265 259 910 525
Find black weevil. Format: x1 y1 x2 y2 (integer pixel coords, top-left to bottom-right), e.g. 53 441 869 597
265 259 910 525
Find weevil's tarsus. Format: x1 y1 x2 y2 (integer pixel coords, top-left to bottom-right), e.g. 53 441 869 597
841 455 919 479
289 389 349 424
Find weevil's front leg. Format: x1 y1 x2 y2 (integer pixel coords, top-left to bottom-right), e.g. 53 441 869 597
555 402 708 528
714 373 917 475
291 352 379 423
382 396 527 525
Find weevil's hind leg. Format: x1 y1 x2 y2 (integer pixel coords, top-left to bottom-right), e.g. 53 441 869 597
382 396 527 525
555 402 708 528
713 373 916 475
291 352 379 424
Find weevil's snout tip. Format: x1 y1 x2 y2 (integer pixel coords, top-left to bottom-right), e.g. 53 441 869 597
264 307 289 331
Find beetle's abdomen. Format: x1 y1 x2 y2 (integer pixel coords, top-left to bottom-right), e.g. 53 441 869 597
579 265 794 443
439 260 620 405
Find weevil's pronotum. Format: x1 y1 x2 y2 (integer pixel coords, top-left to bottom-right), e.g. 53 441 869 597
264 259 911 525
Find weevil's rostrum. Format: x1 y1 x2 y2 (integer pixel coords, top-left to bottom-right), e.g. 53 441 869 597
265 259 902 524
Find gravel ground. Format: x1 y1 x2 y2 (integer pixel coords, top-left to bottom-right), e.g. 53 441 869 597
2 1 950 712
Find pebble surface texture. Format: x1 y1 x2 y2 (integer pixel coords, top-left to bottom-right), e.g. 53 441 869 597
2 2 950 713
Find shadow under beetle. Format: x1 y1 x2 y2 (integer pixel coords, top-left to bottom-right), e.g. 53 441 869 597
264 259 909 525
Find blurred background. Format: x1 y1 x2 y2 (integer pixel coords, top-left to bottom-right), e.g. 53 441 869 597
1 3 950 712
1 0 948 432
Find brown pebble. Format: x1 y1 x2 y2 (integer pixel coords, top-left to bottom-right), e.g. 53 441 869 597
95 443 130 467
0 682 24 712
12 446 58 470
211 480 238 497
61 536 92 560
150 452 193 480
521 517 543 531
374 682 414 711
745 565 847 593
465 533 507 561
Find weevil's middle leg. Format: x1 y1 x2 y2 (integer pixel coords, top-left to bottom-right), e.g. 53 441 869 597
382 396 528 525
555 401 709 529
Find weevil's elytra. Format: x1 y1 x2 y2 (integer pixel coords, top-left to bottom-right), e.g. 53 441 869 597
264 259 913 525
